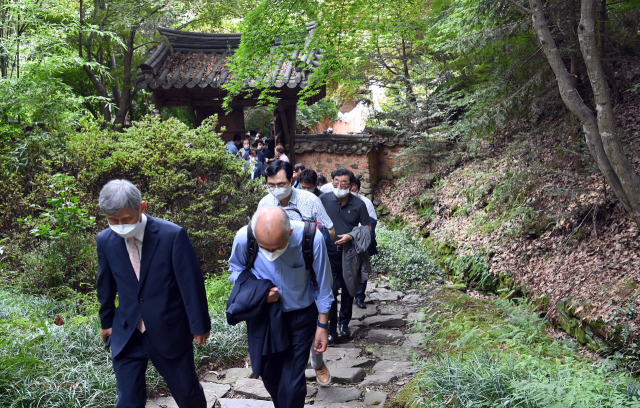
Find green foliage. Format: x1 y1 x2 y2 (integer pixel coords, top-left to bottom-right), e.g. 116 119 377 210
445 252 496 292
371 225 443 291
244 106 273 135
296 99 339 131
65 115 262 276
19 174 96 239
404 292 640 407
472 170 539 237
407 351 640 408
205 274 234 314
0 286 246 406
16 233 97 296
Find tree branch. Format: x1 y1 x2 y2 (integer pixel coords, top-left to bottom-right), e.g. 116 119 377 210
507 0 532 15
140 4 166 25
133 40 161 51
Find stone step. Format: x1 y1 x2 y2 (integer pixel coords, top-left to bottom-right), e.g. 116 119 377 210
364 391 388 406
351 305 378 320
306 367 366 384
372 360 415 376
218 399 274 408
378 305 410 316
366 329 405 345
146 382 222 408
233 378 271 400
206 367 253 384
313 386 362 407
367 290 404 302
364 345 416 361
362 314 405 328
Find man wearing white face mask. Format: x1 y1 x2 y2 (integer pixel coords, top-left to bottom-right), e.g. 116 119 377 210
319 169 371 344
257 160 335 240
96 180 211 408
227 207 334 408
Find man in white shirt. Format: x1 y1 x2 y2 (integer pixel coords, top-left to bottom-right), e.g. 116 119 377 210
350 178 378 309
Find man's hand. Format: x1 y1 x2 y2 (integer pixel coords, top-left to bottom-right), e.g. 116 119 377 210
334 234 353 245
267 287 280 303
194 331 211 346
101 328 112 343
314 327 329 354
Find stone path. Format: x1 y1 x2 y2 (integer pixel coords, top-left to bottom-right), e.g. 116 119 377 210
147 281 442 408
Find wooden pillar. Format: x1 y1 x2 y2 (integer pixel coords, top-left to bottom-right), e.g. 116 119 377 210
273 100 297 163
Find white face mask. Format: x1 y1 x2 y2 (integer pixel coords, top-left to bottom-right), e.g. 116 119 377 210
109 214 144 239
333 187 350 198
260 241 289 262
269 183 293 201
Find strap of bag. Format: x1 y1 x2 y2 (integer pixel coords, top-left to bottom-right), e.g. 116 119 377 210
245 217 318 288
246 222 259 270
302 221 318 288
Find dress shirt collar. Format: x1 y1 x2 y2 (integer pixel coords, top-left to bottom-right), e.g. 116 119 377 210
134 213 148 242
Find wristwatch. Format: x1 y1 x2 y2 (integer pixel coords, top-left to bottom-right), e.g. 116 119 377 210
317 321 328 329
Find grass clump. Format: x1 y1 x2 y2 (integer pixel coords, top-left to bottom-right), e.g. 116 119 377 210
371 225 443 291
0 281 245 407
403 291 640 407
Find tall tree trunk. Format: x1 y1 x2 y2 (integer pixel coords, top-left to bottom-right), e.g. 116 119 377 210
81 1 112 123
578 0 640 222
526 0 640 226
568 0 582 174
113 30 136 128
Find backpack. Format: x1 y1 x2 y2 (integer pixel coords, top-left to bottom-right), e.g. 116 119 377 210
246 207 318 288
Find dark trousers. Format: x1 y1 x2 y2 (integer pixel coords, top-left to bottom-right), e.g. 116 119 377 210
356 218 378 302
328 247 353 335
261 304 317 408
112 329 205 408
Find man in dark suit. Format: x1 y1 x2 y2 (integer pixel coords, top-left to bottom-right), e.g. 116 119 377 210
96 179 211 408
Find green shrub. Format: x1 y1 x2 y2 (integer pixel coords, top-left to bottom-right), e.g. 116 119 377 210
67 115 260 278
205 274 234 314
446 252 497 292
405 293 640 408
371 225 443 290
17 233 97 296
0 287 246 407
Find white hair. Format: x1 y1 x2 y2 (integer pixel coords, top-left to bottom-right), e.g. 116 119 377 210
251 206 290 236
98 179 142 215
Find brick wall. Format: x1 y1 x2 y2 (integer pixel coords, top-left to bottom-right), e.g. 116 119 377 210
294 133 410 198
296 151 375 196
377 145 410 179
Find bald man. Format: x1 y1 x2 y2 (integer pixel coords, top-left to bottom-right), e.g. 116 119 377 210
228 207 334 408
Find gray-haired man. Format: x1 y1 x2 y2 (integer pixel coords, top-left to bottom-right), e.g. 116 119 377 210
96 179 211 408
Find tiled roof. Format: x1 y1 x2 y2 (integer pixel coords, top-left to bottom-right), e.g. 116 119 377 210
135 23 321 91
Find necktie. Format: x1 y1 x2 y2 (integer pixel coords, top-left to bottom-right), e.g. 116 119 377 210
127 237 146 333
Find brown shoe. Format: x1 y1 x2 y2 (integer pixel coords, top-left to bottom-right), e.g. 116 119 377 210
315 362 332 386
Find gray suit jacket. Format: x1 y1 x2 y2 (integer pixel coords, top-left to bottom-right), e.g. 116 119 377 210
342 225 372 297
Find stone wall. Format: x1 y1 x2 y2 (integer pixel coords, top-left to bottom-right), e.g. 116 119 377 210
377 145 409 180
293 133 407 197
296 150 375 196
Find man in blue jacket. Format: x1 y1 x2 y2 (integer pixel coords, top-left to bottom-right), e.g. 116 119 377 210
96 179 211 408
228 206 334 408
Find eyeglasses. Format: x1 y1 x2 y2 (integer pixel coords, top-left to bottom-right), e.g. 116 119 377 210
333 181 351 188
267 182 290 189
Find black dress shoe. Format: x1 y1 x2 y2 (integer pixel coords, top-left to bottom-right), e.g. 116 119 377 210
355 299 366 309
328 334 337 345
339 324 350 337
